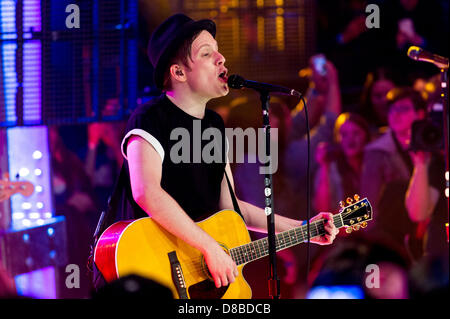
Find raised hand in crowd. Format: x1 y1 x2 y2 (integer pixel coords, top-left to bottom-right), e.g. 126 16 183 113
405 150 440 223
339 15 367 44
307 55 342 118
396 18 425 49
290 55 342 141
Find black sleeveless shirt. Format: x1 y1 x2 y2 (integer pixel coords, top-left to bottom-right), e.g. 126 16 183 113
115 94 227 223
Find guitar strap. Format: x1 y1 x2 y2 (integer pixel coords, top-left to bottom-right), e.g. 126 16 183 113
93 163 128 243
224 168 243 219
88 163 127 290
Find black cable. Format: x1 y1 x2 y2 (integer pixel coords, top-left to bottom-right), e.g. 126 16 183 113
300 95 311 282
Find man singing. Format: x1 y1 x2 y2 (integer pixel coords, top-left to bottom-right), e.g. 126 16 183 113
105 13 338 293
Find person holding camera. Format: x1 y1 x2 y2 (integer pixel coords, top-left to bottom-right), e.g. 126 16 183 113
360 87 445 261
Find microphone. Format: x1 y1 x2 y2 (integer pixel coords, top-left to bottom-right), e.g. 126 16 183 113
227 74 302 97
407 46 449 69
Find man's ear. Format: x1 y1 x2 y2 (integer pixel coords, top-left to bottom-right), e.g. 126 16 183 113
169 64 186 83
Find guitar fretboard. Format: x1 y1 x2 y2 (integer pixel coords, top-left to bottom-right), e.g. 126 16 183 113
229 214 343 266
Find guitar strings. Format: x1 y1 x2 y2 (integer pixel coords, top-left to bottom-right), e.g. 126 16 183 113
164 206 369 278
177 220 329 273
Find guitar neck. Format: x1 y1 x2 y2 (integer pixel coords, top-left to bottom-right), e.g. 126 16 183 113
229 214 343 266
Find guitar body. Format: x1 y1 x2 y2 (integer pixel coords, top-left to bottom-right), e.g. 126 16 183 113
94 210 253 299
94 197 373 298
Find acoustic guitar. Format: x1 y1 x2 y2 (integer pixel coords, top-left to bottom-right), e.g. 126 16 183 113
94 196 372 299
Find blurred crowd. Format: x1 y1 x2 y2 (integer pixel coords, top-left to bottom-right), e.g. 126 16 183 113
224 58 448 298
222 0 449 299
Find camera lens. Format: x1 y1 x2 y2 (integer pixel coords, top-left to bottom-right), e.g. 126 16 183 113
422 125 442 145
411 119 444 152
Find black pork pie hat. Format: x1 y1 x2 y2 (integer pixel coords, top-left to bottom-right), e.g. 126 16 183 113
148 13 216 89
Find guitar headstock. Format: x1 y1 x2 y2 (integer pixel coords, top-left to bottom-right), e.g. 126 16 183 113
338 194 372 234
0 173 35 202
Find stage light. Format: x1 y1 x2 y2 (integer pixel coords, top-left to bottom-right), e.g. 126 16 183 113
446 171 449 198
49 250 56 259
32 150 43 159
47 227 54 237
19 167 30 177
15 267 56 299
12 212 25 219
21 202 32 210
23 234 30 242
29 212 40 219
22 219 31 227
307 285 365 299
3 0 61 300
44 212 52 218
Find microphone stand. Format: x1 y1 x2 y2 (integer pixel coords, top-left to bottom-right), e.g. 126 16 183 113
259 90 280 299
407 48 449 241
439 68 449 242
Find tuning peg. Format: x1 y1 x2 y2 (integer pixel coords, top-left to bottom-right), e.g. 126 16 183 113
345 227 352 234
346 197 353 205
339 200 346 208
352 225 360 231
353 194 360 201
360 222 368 228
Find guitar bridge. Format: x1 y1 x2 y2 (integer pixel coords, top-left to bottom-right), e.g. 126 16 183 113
168 251 188 299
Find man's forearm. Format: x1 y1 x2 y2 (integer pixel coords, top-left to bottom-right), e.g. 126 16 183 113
406 164 432 222
326 79 341 115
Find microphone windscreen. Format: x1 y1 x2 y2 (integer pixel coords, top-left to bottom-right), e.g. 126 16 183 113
227 74 245 89
407 46 422 60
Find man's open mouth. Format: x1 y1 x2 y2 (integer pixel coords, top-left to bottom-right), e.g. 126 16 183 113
219 71 228 82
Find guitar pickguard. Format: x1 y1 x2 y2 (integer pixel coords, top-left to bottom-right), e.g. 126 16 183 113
188 279 229 299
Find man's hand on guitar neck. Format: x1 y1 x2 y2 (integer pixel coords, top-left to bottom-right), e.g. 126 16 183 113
203 242 239 288
308 212 339 245
200 211 339 289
